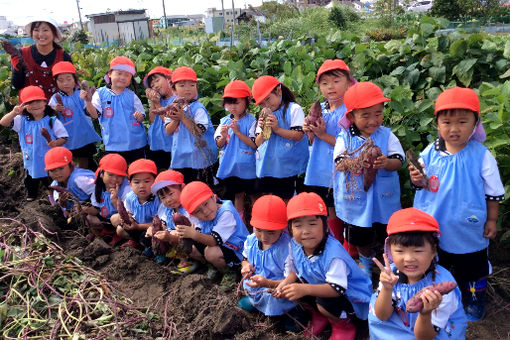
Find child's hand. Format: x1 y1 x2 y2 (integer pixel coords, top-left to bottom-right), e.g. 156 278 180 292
309 117 326 137
419 289 442 315
58 191 70 208
373 254 398 291
257 115 266 129
245 274 269 288
133 111 144 122
47 140 60 148
273 281 288 298
169 106 185 120
175 223 196 239
374 155 389 169
11 103 27 116
153 230 169 241
79 90 90 102
145 88 161 103
54 103 65 113
230 119 240 133
145 226 153 237
241 262 254 277
123 218 138 231
409 164 427 188
220 124 229 138
484 220 497 239
109 184 119 201
280 283 306 301
265 114 279 132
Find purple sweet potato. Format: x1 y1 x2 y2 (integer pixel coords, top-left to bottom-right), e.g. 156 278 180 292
40 128 52 143
116 199 131 226
304 100 322 142
1 39 27 69
80 80 96 102
55 93 63 106
49 185 68 193
173 213 193 255
362 145 382 192
406 281 457 313
151 215 169 256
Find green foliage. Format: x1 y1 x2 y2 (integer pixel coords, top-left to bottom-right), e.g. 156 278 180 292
70 29 89 44
374 0 405 27
432 0 506 20
256 1 299 21
328 5 360 30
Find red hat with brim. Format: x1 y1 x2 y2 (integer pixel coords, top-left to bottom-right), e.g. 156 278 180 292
287 192 327 220
223 80 251 99
95 153 127 180
52 61 76 77
344 81 390 113
151 170 184 195
251 75 280 105
143 66 172 88
19 86 47 104
104 56 136 83
180 181 214 214
250 195 288 230
434 86 480 115
127 159 157 178
386 208 440 236
316 59 350 82
44 147 73 170
171 66 197 83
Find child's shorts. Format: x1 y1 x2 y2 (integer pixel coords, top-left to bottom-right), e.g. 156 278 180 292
221 176 256 199
146 149 171 170
255 176 297 200
193 241 241 267
438 247 489 283
345 222 387 247
71 142 97 158
302 294 354 319
303 185 334 207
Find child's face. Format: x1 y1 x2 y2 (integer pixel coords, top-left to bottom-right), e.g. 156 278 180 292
129 173 155 200
56 73 76 95
254 227 283 249
225 98 248 116
318 73 351 103
191 196 218 221
258 86 282 112
150 74 172 98
48 164 72 183
31 22 54 48
290 215 324 256
26 100 46 117
436 109 477 153
390 241 436 284
174 80 198 101
157 185 182 210
347 103 384 138
109 69 132 90
101 171 125 191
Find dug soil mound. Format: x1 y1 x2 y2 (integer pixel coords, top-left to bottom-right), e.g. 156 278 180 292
1 146 510 339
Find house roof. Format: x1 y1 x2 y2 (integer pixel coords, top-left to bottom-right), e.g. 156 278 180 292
86 9 146 18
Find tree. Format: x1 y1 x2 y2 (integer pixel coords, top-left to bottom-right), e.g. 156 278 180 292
328 5 360 30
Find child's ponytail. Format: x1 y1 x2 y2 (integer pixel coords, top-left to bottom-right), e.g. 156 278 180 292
94 170 106 203
279 84 296 120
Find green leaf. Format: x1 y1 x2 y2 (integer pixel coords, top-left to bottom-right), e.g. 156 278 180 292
452 58 477 87
283 60 292 76
429 66 446 83
449 40 467 58
504 40 510 58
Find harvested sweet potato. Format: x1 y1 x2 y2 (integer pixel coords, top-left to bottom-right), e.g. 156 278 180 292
363 144 382 192
1 39 27 69
152 105 172 116
49 185 68 194
80 80 96 102
116 199 131 226
259 107 272 140
304 100 322 142
173 213 193 255
145 88 161 102
40 128 52 143
151 215 169 256
406 281 457 313
55 93 63 106
406 149 429 189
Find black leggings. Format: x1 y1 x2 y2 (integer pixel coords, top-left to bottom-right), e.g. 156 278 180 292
24 171 51 199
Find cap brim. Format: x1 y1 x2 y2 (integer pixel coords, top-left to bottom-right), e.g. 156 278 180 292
353 96 390 111
250 218 287 231
435 102 478 114
45 161 69 171
151 180 181 195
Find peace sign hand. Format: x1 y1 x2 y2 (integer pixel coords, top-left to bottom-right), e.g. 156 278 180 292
373 253 399 291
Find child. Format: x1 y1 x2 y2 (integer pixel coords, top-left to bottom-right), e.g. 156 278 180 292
369 208 467 339
89 153 132 242
333 81 404 278
275 192 372 340
238 195 296 316
44 147 95 214
147 169 200 270
110 159 160 251
178 181 249 285
215 80 257 217
0 86 68 201
410 87 505 321
164 66 218 186
251 75 309 200
304 59 355 248
49 61 101 170
91 56 147 164
144 66 175 169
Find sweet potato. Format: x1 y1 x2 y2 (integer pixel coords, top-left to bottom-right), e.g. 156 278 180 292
362 145 382 192
151 215 169 256
1 39 27 69
145 88 161 102
406 149 429 189
173 213 193 255
152 105 172 116
406 281 457 313
116 199 131 226
49 185 68 194
55 93 63 106
80 80 95 102
40 128 52 143
304 100 322 142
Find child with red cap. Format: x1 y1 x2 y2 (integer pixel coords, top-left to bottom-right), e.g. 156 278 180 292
49 61 101 170
144 66 175 169
44 147 95 215
275 192 372 340
91 56 147 164
0 86 68 201
88 153 132 242
333 81 404 278
146 169 200 270
215 80 257 218
164 66 218 186
110 159 160 251
369 208 467 339
178 181 249 286
410 87 505 321
304 59 355 251
251 75 309 200
237 195 297 320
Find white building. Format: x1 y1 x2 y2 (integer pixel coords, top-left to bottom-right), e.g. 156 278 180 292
86 9 150 45
206 7 242 24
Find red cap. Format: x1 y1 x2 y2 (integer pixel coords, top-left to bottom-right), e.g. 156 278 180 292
387 208 440 236
44 147 73 170
127 159 157 178
223 80 251 99
151 170 184 195
171 66 197 83
52 61 76 77
96 153 127 178
434 87 480 115
251 75 280 105
250 195 288 230
19 86 47 104
287 192 327 220
344 81 390 113
316 59 350 82
143 66 172 88
180 181 214 214
105 56 136 83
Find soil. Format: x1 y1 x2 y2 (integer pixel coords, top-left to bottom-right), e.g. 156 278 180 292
1 144 510 339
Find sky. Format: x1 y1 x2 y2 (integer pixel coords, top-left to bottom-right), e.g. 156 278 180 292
0 0 265 25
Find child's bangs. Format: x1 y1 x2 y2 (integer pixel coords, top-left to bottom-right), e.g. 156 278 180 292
319 69 351 82
387 230 438 248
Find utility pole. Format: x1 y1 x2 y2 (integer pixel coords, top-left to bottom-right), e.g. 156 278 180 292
75 0 84 30
230 0 235 47
162 0 168 28
221 0 226 30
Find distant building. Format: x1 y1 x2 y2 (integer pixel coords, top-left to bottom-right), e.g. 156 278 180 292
86 9 150 45
206 7 242 24
158 14 204 28
235 8 267 24
0 16 13 30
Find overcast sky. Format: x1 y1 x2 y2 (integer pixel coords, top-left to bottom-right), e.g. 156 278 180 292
0 0 264 25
